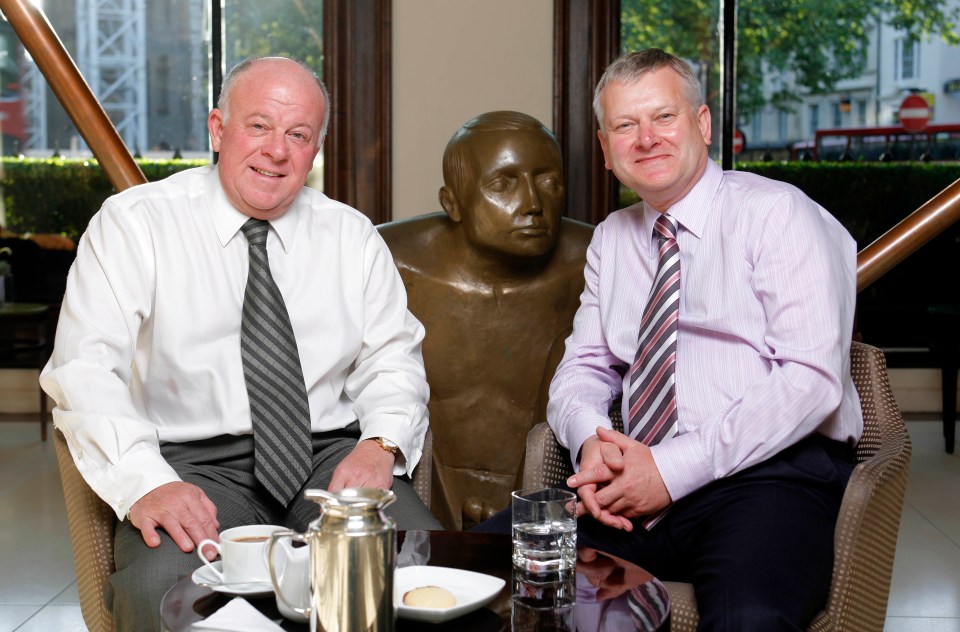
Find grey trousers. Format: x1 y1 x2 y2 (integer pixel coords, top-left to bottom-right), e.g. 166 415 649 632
106 423 440 632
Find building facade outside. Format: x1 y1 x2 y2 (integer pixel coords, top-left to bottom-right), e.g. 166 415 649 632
743 1 960 160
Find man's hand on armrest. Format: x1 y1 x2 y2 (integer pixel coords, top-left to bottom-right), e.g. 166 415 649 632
128 481 220 556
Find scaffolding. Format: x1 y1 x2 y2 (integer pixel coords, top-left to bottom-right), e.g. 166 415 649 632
20 59 46 151
76 0 146 153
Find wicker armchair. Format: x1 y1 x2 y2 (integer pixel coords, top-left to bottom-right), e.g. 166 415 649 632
54 428 434 632
522 341 912 632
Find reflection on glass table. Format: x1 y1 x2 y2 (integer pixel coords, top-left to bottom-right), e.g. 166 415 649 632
160 531 669 631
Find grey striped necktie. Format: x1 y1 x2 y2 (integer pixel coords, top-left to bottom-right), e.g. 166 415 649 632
239 218 312 505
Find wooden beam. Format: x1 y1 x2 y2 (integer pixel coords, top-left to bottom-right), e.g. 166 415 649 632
857 177 960 292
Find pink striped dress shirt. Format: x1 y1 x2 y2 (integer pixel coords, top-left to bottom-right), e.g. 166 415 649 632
548 160 864 502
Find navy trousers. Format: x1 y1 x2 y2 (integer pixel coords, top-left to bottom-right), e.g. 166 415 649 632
476 434 855 632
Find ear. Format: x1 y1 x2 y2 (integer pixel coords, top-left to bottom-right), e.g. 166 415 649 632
439 186 462 223
697 104 712 146
208 109 225 152
597 129 613 171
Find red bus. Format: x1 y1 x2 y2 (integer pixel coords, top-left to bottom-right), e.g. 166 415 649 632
806 124 960 162
0 20 26 153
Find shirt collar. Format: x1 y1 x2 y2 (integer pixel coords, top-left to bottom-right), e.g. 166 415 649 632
206 165 301 253
641 159 722 242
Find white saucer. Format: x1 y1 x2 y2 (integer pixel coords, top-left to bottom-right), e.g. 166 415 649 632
191 562 274 597
395 566 505 623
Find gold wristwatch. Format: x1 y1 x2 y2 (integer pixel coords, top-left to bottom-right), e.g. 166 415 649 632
374 437 399 454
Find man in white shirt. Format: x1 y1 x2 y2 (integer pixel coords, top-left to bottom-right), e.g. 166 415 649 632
41 56 439 631
549 49 863 630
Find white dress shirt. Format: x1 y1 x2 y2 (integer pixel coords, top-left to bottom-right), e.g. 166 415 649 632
548 160 863 502
40 165 429 519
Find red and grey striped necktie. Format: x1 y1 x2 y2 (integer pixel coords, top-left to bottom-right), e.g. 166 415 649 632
626 213 680 445
625 214 679 529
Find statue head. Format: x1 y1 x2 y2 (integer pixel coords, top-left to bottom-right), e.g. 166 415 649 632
439 111 564 260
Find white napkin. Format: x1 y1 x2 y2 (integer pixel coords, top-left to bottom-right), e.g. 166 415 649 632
191 597 285 632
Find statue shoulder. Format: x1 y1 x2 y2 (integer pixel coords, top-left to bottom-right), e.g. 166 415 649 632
554 218 594 265
378 212 459 281
561 217 594 242
378 213 449 258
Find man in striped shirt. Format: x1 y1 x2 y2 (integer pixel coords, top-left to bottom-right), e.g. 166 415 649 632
549 48 863 631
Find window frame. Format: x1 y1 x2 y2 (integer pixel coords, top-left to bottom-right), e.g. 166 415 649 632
552 0 619 225
895 37 918 81
322 0 392 224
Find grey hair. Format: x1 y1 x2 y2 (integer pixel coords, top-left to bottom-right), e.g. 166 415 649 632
218 57 331 145
593 48 703 128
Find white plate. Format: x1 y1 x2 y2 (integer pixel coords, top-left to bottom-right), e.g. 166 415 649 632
191 562 274 597
395 565 505 623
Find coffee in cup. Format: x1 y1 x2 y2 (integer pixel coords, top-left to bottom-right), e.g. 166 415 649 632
197 524 285 584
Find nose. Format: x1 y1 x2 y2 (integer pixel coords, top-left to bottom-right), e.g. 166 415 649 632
262 131 290 160
634 121 659 151
518 175 544 216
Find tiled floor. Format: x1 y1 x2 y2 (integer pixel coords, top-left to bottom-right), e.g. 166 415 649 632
0 417 957 631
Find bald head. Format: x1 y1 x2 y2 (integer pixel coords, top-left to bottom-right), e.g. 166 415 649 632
219 57 331 146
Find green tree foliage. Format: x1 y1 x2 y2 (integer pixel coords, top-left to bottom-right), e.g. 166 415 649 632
621 0 960 118
224 0 324 72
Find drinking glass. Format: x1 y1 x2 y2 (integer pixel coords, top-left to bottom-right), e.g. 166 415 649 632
511 487 577 574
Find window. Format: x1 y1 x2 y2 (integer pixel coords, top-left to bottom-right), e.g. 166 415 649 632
809 104 820 136
620 0 721 163
895 38 918 80
617 0 721 209
857 99 868 126
832 102 843 127
12 2 212 159
778 109 788 141
5 1 390 225
224 0 325 187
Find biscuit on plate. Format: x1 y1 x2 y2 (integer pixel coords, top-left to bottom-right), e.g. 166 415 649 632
402 585 456 608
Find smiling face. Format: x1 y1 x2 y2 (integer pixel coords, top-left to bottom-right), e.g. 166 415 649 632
443 129 564 259
597 67 711 211
208 59 325 220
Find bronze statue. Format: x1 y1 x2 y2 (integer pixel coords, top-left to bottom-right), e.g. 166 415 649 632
379 111 593 529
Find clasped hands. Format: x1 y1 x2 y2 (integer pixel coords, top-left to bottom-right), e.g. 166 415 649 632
129 439 395 556
566 426 671 532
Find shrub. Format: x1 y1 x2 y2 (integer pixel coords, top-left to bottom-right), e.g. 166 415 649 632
1 157 206 241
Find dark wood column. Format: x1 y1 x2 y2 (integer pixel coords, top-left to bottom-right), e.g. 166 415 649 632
553 0 620 225
323 0 392 223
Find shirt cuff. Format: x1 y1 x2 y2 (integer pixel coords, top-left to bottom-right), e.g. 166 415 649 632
563 413 614 473
649 431 713 502
359 408 425 478
82 444 181 521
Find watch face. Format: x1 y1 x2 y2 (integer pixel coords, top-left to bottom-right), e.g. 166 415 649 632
377 437 399 453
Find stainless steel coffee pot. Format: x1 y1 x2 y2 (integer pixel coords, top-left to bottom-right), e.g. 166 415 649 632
269 487 397 632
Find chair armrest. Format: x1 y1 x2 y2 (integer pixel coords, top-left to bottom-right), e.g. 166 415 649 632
812 433 911 631
521 422 573 489
54 429 117 632
411 429 432 509
813 343 913 632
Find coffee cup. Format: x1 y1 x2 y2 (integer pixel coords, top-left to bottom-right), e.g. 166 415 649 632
196 524 285 584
